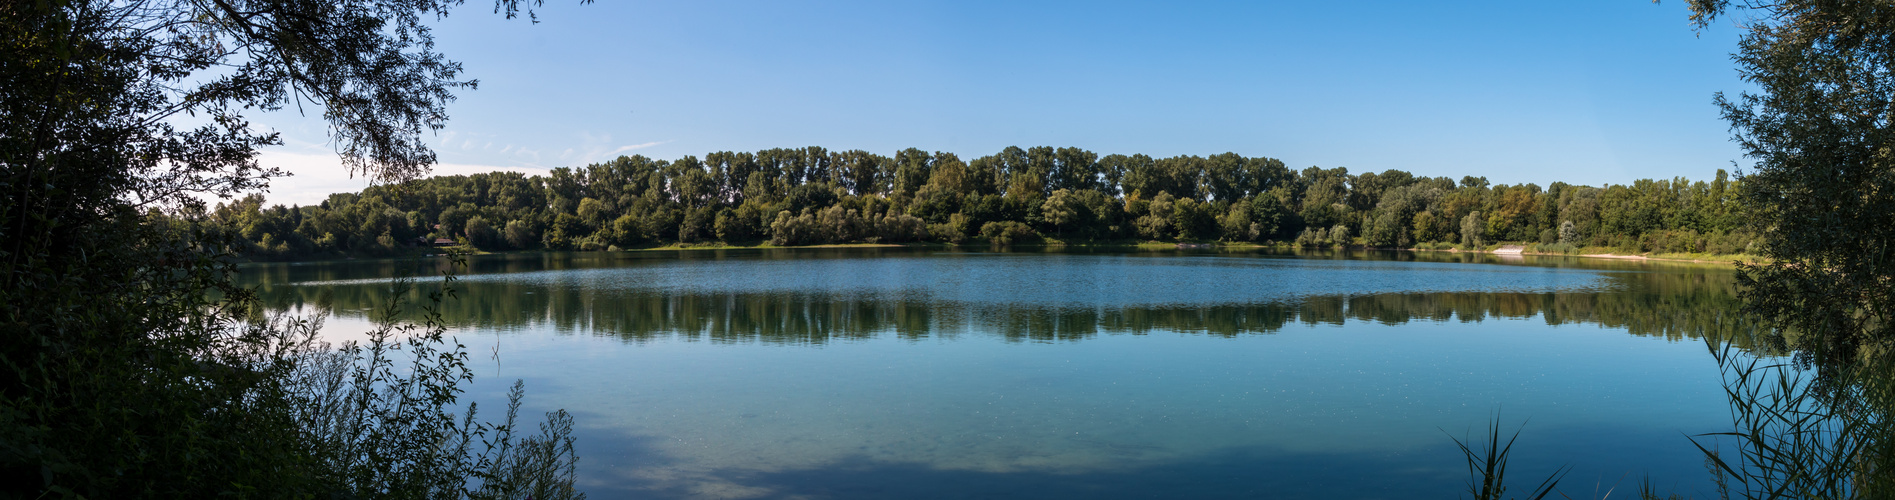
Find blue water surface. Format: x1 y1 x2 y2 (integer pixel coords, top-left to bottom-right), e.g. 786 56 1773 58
247 249 1740 499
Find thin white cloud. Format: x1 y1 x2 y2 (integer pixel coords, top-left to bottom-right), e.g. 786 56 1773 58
602 141 666 158
419 130 663 171
558 131 670 166
432 161 547 178
213 150 550 207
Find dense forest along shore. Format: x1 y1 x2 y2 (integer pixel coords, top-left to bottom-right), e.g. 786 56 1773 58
191 146 1759 263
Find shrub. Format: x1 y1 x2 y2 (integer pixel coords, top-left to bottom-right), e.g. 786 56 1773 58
768 210 820 246
1460 211 1484 248
504 220 537 250
1135 192 1176 240
290 273 586 499
820 206 871 242
1171 198 1218 240
713 208 755 243
611 214 645 247
678 207 714 243
875 212 929 243
1529 242 1580 255
465 216 499 249
576 235 608 251
979 221 1038 245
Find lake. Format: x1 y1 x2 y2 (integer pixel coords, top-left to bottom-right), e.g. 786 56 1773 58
242 248 1754 499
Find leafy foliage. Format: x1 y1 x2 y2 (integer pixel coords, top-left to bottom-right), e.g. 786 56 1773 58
1686 0 1895 363
1668 1 1895 496
205 148 1760 255
1 0 585 497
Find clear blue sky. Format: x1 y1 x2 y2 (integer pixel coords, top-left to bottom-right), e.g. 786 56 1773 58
254 0 1750 205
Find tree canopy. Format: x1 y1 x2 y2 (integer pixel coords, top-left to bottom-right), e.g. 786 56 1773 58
203 145 1760 258
2 0 584 497
1679 0 1895 363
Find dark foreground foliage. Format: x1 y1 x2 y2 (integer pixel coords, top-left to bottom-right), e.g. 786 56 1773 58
1685 0 1895 497
1 0 585 497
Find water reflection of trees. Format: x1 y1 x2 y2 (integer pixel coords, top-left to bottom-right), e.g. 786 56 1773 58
249 262 1764 349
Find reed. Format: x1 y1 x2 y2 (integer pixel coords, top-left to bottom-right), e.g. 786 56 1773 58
274 259 584 499
1448 414 1569 500
1689 339 1894 500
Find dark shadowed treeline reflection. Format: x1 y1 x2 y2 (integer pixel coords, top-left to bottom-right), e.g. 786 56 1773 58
241 248 1764 350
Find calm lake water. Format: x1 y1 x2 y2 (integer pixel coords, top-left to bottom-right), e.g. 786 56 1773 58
242 248 1752 499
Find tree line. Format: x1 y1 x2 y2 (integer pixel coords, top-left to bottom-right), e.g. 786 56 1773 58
202 146 1757 259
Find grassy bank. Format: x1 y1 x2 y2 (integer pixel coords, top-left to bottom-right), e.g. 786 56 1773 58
241 238 1758 268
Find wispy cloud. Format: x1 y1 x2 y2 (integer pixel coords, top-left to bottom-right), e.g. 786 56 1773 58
424 130 663 170
602 141 666 158
563 132 669 165
211 149 552 207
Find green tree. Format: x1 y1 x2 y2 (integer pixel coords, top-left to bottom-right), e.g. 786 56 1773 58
1412 211 1438 244
891 148 935 198
1329 223 1351 247
1172 198 1218 240
1686 0 1895 362
678 206 714 243
466 215 499 249
1251 191 1289 240
1135 192 1176 240
505 219 538 250
0 0 582 497
1365 211 1403 248
715 208 757 243
1220 201 1258 241
1050 147 1102 192
208 144 1768 255
577 197 607 229
1673 3 1895 496
1461 211 1484 248
611 214 645 246
979 221 1037 245
1041 189 1078 236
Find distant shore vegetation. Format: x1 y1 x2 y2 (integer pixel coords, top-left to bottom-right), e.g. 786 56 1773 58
197 146 1757 260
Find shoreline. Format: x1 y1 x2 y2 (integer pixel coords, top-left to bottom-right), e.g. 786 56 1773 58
238 241 1757 267
1404 247 1754 266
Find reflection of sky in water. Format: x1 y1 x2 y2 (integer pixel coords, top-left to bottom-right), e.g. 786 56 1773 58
456 314 1724 499
331 254 1623 309
284 253 1725 499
